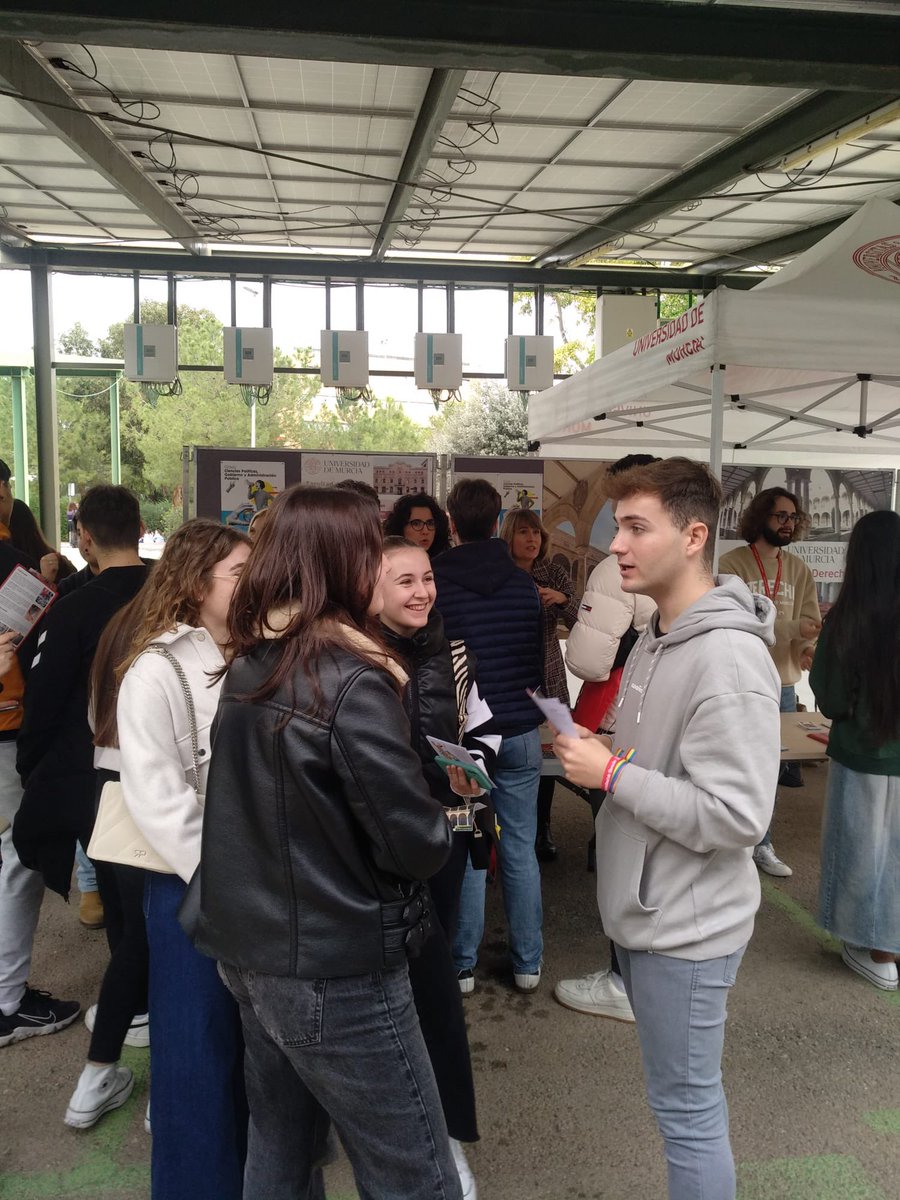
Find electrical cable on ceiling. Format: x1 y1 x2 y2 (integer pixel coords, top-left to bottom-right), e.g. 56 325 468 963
2 79 896 268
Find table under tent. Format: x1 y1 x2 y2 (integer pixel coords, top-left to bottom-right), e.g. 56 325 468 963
527 197 900 476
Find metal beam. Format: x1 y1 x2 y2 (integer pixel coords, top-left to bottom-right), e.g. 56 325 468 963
371 68 466 260
30 262 60 546
0 242 761 290
534 90 900 267
0 40 201 249
0 3 899 91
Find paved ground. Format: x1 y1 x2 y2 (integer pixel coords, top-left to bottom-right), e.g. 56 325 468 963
1 764 898 1199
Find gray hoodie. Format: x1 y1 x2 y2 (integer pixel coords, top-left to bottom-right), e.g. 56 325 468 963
596 575 781 961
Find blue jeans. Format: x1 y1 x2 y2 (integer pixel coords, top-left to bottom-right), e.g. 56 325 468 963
144 872 247 1200
75 841 97 893
760 685 797 847
616 944 746 1200
453 728 543 975
219 962 462 1200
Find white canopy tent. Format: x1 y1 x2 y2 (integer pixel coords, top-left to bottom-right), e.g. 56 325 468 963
528 198 900 473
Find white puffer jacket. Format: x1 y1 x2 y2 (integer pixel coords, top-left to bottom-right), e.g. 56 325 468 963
565 554 656 682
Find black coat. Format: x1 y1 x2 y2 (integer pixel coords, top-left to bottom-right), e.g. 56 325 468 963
14 564 149 896
192 639 452 978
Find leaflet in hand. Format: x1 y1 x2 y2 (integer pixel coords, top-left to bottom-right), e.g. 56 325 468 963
527 687 579 738
426 736 494 791
0 565 56 646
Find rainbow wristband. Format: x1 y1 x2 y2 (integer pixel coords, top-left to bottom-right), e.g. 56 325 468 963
600 755 621 793
603 746 636 793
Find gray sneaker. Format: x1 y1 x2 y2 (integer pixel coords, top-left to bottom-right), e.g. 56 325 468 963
554 969 635 1022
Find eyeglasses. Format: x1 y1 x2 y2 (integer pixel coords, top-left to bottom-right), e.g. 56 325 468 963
771 512 801 525
406 518 436 531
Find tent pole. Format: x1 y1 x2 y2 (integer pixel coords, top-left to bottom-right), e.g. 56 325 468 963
709 364 725 480
710 363 725 573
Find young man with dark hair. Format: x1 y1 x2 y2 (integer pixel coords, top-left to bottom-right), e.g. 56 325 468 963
719 485 821 876
0 521 81 1045
433 477 545 993
555 458 781 1200
2 487 149 1048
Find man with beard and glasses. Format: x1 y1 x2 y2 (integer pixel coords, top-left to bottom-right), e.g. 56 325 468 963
719 487 821 877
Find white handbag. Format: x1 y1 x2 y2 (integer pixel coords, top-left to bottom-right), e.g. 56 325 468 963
88 646 204 873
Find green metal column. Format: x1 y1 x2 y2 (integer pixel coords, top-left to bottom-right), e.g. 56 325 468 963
31 262 60 544
110 373 121 484
10 369 29 504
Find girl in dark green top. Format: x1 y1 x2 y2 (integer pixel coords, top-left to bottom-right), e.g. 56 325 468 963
810 510 900 990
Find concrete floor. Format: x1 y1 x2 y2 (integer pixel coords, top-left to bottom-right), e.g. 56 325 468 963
1 764 898 1200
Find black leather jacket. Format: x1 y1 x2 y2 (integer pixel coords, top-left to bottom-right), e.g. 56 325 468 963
192 639 452 978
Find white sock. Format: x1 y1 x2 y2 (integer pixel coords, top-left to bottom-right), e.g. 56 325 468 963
79 1062 116 1085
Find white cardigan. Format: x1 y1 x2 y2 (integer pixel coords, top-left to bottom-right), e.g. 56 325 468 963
564 555 656 683
117 624 225 883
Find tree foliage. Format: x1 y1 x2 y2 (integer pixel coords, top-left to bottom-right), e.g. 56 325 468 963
429 381 530 457
284 394 427 453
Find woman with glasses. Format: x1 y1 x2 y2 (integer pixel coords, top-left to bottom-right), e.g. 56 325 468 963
811 510 900 991
116 519 251 1200
385 492 451 558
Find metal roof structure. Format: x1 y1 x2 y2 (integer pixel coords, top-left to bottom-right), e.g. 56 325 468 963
0 1 899 283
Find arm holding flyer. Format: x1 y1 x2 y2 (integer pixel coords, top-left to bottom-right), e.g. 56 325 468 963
0 565 56 646
426 735 494 793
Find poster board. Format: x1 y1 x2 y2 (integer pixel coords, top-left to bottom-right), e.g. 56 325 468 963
451 456 545 527
192 447 301 530
717 464 895 611
299 452 436 520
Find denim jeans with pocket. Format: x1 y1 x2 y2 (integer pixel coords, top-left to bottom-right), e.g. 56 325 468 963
144 871 247 1200
453 728 543 975
219 961 462 1200
616 943 747 1200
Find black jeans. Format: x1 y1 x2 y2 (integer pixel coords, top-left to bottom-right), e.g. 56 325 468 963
88 769 149 1064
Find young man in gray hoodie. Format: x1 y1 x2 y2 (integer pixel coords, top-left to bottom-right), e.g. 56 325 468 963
554 457 781 1200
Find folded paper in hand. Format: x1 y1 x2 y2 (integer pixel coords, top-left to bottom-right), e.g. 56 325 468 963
527 688 578 738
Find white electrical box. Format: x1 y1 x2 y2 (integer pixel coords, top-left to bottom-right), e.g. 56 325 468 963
596 295 658 357
414 332 463 390
223 327 274 386
123 324 178 382
506 335 554 392
320 330 369 388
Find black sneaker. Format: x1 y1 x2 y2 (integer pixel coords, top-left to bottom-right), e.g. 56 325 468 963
0 986 81 1047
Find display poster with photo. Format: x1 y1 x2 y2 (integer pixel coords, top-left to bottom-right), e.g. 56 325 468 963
451 457 544 529
299 452 436 519
220 459 286 530
718 465 895 611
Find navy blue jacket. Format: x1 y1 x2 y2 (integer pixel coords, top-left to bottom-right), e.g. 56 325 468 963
433 539 542 736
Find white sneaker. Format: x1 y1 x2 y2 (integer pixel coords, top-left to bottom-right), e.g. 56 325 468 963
144 1099 151 1134
64 1064 134 1129
449 1138 478 1199
753 844 793 877
457 970 475 996
513 967 541 992
554 968 635 1022
85 1004 150 1048
841 944 899 991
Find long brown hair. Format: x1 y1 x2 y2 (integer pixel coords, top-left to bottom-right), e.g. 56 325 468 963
90 593 149 749
90 519 249 744
228 484 393 709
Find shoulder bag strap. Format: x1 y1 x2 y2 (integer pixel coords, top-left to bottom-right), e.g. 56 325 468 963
144 645 202 793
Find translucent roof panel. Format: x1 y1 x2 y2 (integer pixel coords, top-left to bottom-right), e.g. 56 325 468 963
0 40 895 272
